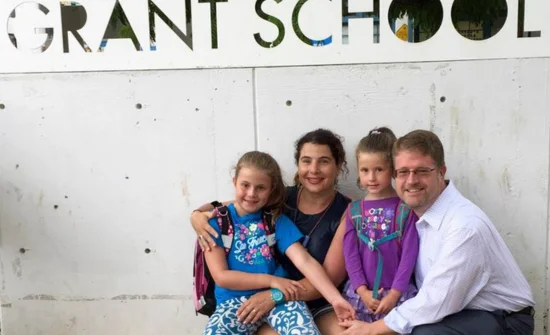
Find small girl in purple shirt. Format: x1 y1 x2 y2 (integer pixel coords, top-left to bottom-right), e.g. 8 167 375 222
342 127 419 323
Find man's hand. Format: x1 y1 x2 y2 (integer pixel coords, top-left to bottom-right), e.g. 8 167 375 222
340 320 372 335
340 319 397 335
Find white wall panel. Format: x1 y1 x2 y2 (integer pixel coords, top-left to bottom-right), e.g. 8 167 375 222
256 59 549 334
0 69 255 334
0 59 548 334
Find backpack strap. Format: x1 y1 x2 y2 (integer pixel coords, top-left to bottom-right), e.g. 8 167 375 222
263 208 276 247
348 200 363 232
394 200 411 246
262 208 279 263
214 205 234 255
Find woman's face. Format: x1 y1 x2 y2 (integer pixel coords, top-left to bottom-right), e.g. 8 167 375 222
296 143 340 194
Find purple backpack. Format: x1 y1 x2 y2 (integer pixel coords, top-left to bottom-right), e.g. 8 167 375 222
193 205 275 316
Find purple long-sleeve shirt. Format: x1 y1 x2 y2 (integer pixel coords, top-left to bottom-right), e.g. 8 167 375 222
343 197 419 294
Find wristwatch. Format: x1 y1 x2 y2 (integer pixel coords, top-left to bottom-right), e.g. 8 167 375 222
270 288 285 305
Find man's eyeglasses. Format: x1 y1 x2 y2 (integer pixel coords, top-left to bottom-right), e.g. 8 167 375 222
394 168 437 179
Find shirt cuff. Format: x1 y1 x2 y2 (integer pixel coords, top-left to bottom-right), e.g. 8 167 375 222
384 308 412 334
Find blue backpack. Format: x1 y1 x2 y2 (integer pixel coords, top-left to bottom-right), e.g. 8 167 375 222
348 200 411 299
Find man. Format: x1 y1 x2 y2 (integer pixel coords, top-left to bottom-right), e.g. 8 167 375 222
340 130 535 335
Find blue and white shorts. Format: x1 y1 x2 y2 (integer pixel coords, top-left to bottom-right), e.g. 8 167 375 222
202 296 321 335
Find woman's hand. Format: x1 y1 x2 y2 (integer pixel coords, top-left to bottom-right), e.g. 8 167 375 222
269 277 306 301
331 296 356 322
190 211 218 251
237 291 275 324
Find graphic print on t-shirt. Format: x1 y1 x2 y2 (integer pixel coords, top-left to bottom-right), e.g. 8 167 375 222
362 207 396 242
233 221 272 265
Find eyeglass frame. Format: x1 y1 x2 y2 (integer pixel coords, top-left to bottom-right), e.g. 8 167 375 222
394 167 437 179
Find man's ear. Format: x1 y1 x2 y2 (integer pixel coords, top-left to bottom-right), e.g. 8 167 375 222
440 165 447 178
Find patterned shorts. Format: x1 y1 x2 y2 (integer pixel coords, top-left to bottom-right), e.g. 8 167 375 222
342 280 417 323
202 296 321 335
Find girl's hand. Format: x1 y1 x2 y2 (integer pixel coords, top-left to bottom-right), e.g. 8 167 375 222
374 289 400 315
331 296 356 322
269 277 306 301
190 211 218 251
237 291 275 324
358 288 382 313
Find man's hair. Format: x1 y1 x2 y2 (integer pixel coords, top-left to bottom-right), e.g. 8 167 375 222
393 130 445 167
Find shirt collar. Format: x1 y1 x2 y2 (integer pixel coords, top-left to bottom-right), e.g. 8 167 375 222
418 180 459 230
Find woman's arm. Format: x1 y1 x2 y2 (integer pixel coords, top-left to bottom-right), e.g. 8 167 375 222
285 242 356 321
189 200 233 251
284 242 343 305
290 217 348 301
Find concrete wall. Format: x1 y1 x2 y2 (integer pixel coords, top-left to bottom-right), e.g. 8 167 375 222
0 58 549 334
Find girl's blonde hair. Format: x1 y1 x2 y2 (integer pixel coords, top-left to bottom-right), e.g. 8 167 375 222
234 151 286 220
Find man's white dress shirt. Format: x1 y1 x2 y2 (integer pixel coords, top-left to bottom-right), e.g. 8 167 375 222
384 181 534 334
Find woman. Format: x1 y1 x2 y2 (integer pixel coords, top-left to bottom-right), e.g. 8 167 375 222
191 129 351 334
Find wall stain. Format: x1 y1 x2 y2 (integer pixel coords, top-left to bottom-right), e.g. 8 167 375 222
22 294 56 300
429 83 436 131
449 105 459 152
435 63 450 70
499 167 512 195
0 257 5 290
18 294 191 301
478 166 486 180
112 294 187 300
14 186 23 202
398 86 409 95
12 258 22 278
181 177 190 206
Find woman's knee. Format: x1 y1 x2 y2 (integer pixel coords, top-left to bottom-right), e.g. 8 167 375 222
315 311 346 335
256 323 277 335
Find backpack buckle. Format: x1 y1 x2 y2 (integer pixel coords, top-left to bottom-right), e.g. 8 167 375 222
217 207 228 216
368 240 375 251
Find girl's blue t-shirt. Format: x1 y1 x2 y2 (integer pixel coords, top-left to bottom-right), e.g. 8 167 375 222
208 204 303 304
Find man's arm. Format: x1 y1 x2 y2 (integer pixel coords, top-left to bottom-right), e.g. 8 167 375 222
383 224 488 334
